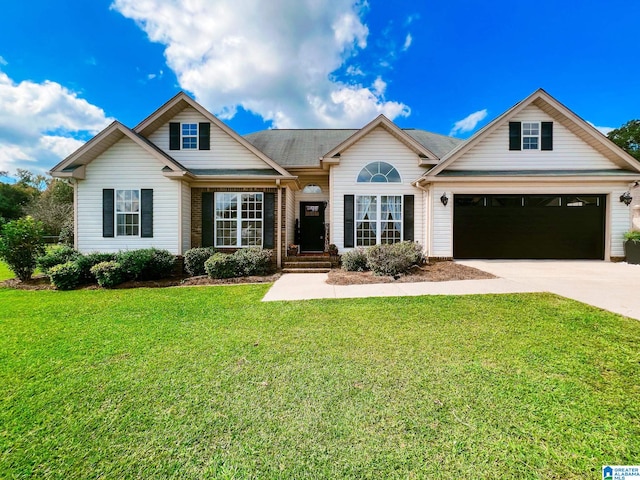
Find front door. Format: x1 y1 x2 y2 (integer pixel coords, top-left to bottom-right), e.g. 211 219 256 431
300 202 325 252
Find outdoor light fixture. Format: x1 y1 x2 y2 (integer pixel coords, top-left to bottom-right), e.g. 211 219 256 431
440 193 449 206
620 191 633 206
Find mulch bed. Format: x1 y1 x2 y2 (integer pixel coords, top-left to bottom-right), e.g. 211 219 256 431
1 261 494 290
0 273 282 291
326 261 495 285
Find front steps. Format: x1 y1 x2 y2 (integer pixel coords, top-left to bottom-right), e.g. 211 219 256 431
282 255 335 273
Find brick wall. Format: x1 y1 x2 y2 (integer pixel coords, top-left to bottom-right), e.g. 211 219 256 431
191 187 287 261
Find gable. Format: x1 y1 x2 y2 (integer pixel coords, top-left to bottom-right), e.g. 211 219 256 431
447 104 621 171
334 126 429 182
147 106 272 170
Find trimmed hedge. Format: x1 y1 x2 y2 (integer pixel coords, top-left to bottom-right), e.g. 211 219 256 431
75 253 117 284
116 248 175 281
49 261 81 290
366 241 424 277
184 247 214 276
37 245 80 274
204 253 239 279
341 248 368 272
233 247 273 276
90 261 125 288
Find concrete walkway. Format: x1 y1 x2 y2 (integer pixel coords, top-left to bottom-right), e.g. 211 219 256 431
262 260 640 321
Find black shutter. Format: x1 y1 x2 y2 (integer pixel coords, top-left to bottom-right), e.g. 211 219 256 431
344 195 354 248
202 192 214 248
403 195 414 241
263 192 275 249
169 122 180 150
199 122 210 150
541 121 553 150
140 189 153 238
509 122 521 150
102 189 114 237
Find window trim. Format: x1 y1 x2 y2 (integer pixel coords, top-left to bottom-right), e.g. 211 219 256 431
115 189 140 237
355 194 403 246
181 123 198 150
521 121 540 150
214 192 264 248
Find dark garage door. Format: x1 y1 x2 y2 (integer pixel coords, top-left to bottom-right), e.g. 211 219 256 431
453 194 605 259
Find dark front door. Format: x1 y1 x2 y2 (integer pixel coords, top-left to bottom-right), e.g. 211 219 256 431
300 202 325 252
453 194 606 259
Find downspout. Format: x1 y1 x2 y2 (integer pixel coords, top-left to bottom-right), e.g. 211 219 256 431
70 179 79 251
276 179 282 269
412 178 431 258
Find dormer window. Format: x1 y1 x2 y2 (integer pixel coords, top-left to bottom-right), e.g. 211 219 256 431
522 122 539 150
182 123 198 149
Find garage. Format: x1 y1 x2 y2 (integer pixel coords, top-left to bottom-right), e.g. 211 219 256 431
453 194 606 259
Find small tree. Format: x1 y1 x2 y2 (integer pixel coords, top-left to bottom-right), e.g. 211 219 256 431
607 119 640 161
0 216 46 281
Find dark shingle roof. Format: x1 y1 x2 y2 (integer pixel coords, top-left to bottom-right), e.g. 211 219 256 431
243 129 463 168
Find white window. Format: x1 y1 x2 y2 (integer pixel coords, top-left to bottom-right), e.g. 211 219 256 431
215 193 263 247
182 123 198 149
116 189 139 236
357 162 401 183
522 122 539 150
356 195 402 246
302 184 322 194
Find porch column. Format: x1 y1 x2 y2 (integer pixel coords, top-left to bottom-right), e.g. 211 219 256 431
277 180 282 269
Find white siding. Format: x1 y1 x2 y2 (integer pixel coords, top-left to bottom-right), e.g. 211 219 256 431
450 105 619 171
147 107 270 170
430 182 632 259
285 186 295 246
295 173 330 221
330 127 427 252
77 137 181 254
181 181 191 254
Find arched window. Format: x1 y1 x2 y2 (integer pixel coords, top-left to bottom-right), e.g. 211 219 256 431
357 162 401 183
302 184 322 194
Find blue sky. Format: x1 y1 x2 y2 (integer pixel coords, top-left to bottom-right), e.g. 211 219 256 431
1 0 639 177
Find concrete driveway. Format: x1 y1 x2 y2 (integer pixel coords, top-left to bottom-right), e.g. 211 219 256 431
458 260 640 320
264 260 640 321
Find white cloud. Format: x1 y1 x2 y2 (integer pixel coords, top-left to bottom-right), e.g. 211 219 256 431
449 109 488 136
0 71 112 173
0 56 7 66
588 121 614 136
402 33 412 51
111 0 409 128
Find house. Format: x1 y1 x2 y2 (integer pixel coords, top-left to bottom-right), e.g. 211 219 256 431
50 89 640 266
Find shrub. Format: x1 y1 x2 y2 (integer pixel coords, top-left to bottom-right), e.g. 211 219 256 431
0 216 46 281
90 261 125 288
233 247 273 276
184 247 214 276
624 231 640 243
48 261 81 290
341 247 368 272
37 244 80 274
75 252 116 284
116 248 175 281
58 218 74 247
366 241 424 277
205 253 239 279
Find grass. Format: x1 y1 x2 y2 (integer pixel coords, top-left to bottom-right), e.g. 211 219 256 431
0 262 13 281
0 285 639 479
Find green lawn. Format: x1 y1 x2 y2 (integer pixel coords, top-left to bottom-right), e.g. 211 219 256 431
0 262 13 281
0 285 639 479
